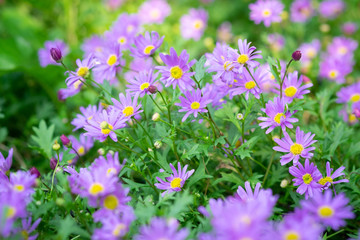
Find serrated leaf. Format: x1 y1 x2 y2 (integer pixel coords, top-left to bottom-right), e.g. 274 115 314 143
168 190 193 218
187 159 213 188
194 55 207 83
30 120 55 159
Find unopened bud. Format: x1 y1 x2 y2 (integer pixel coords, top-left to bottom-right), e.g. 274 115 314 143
154 140 162 149
100 121 108 129
152 112 161 121
56 198 65 206
60 134 71 147
109 150 114 155
29 167 41 178
236 113 244 120
280 179 289 188
98 148 105 156
272 135 280 141
148 85 157 94
52 141 60 151
292 50 301 61
50 47 62 62
50 157 58 170
320 23 330 33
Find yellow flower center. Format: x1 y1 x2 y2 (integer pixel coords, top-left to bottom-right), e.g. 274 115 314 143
262 9 272 17
140 82 150 91
319 176 333 185
350 93 360 102
127 25 134 33
123 106 134 117
107 167 117 176
107 54 118 66
328 70 338 79
104 194 119 210
284 231 300 240
349 114 357 123
5 207 16 218
89 183 104 195
285 86 298 97
73 80 82 90
318 206 334 218
21 230 29 239
118 37 127 45
112 223 126 236
274 113 286 124
143 45 155 55
170 66 183 79
245 81 256 89
306 48 316 58
191 101 200 110
78 146 85 155
290 143 304 155
194 19 204 29
100 121 114 135
237 54 249 64
67 159 73 164
14 184 25 192
338 46 348 55
170 177 182 188
150 9 160 19
302 173 313 185
240 215 252 225
77 67 89 77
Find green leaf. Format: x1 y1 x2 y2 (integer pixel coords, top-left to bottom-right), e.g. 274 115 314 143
30 120 55 159
134 195 156 224
187 159 213 188
167 190 193 218
212 172 243 186
52 215 91 240
122 178 148 190
194 55 207 83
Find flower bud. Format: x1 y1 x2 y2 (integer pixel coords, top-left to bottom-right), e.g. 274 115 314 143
50 157 58 170
56 198 65 206
148 85 158 94
29 167 41 178
60 134 71 147
50 47 62 62
152 112 161 121
52 141 60 151
292 50 301 61
280 179 289 188
354 108 360 118
154 140 162 149
98 148 105 156
236 113 244 120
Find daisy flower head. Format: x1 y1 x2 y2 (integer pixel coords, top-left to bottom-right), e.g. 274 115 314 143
235 181 277 207
319 57 352 84
299 39 321 62
267 33 285 52
289 159 322 199
0 148 13 173
342 22 358 35
97 183 131 212
111 13 141 37
233 39 262 71
93 43 122 84
301 190 354 230
134 217 189 240
258 97 298 134
5 171 36 201
84 109 127 142
57 86 82 101
273 127 317 166
38 39 69 67
229 66 265 100
174 88 212 122
336 82 360 104
90 152 126 178
180 8 208 41
319 162 348 190
202 83 227 110
290 0 315 23
130 31 164 58
65 54 96 89
327 36 358 59
17 217 41 240
126 69 159 97
156 47 196 91
319 0 345 19
104 26 133 51
111 92 143 119
249 0 284 27
81 35 105 58
155 162 195 197
71 104 102 131
67 134 94 164
124 57 154 82
138 0 171 24
274 71 313 103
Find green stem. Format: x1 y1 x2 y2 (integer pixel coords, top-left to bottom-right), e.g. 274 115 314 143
280 59 293 100
50 151 60 195
263 152 275 186
244 65 265 107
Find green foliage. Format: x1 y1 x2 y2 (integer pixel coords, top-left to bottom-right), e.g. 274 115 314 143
30 120 56 159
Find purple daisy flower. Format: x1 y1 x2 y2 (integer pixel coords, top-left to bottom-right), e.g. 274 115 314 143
229 66 265 100
97 183 131 212
67 134 94 164
319 0 345 19
336 82 360 104
57 86 81 101
273 127 317 166
319 162 348 190
289 159 322 199
342 22 358 35
124 57 154 82
202 83 227 110
156 47 196 91
299 39 321 63
65 54 96 88
258 97 298 134
290 0 315 23
249 0 284 27
339 107 359 125
235 181 277 207
180 8 208 41
301 190 354 230
104 25 133 51
130 31 164 58
126 69 159 97
138 0 171 24
111 92 143 119
0 191 28 228
0 148 13 173
90 152 126 178
134 217 189 240
15 218 41 240
205 42 238 84
92 43 122 84
81 35 105 58
267 33 285 52
327 36 358 59
175 88 211 122
319 57 352 84
232 39 262 71
111 13 141 37
216 22 233 43
84 109 127 142
5 171 36 201
155 162 195 197
38 39 69 67
274 71 313 103
71 104 102 131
